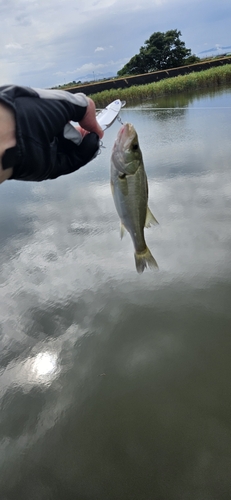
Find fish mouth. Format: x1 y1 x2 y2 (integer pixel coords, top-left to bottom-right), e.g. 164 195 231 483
115 123 136 149
111 122 138 171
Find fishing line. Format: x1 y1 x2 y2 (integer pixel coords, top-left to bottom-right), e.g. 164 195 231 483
121 106 231 110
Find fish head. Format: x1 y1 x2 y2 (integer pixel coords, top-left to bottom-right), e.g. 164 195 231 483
111 123 143 175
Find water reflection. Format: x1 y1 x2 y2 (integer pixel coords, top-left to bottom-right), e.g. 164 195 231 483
135 84 231 109
0 87 231 499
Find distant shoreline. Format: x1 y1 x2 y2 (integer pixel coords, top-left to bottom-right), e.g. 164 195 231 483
88 63 231 107
58 56 231 101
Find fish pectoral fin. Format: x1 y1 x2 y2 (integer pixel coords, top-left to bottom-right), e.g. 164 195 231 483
120 222 126 239
145 206 159 228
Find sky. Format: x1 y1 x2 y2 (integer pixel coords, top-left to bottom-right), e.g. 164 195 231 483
0 0 231 88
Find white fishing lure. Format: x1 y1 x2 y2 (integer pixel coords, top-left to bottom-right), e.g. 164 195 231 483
69 99 125 143
96 99 126 131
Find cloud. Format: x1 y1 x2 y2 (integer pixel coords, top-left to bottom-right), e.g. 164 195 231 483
53 59 127 84
54 63 106 77
0 0 230 87
5 43 22 49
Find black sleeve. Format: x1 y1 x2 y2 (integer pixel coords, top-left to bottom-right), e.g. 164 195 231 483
0 85 89 141
0 85 101 182
15 87 89 144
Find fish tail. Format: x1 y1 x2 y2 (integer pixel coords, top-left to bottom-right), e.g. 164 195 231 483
134 246 158 274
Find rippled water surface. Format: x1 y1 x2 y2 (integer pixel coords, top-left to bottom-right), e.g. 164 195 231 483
1 87 231 500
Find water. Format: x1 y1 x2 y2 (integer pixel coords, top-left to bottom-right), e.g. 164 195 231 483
1 87 231 500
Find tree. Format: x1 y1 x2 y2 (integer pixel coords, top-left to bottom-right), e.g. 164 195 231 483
183 54 200 65
117 30 193 76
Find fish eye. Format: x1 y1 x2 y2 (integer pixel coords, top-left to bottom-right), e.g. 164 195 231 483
132 144 139 151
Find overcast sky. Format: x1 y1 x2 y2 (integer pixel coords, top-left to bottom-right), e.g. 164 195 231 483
0 0 231 88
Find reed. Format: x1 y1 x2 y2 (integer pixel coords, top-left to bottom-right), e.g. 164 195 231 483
90 64 231 107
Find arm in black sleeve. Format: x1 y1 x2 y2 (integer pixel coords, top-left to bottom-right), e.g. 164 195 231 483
0 85 100 182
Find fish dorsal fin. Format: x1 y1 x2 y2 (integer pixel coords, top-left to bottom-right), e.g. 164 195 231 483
120 222 126 239
145 206 159 228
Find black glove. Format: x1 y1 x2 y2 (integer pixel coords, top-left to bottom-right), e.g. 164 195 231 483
50 132 100 179
8 132 100 182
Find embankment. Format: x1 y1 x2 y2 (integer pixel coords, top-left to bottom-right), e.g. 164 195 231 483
65 56 231 96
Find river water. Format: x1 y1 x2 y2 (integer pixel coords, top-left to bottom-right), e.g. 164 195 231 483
1 87 231 500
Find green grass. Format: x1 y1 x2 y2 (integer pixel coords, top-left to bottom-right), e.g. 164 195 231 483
90 64 231 107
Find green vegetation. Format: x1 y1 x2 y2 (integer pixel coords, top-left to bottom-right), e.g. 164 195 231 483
117 30 199 76
90 64 231 108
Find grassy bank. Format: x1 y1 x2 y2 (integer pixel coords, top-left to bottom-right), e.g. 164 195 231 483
90 64 231 107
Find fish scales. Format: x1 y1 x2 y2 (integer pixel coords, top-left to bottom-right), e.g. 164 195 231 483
111 122 158 273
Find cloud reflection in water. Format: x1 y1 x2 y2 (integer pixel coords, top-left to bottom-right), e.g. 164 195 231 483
0 94 231 499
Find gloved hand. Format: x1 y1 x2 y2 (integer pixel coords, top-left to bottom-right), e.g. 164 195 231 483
72 131 101 166
78 98 104 139
49 131 101 179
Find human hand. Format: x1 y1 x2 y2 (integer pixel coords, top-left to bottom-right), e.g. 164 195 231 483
77 98 104 139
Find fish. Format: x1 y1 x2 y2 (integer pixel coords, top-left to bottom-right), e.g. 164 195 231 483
110 122 158 273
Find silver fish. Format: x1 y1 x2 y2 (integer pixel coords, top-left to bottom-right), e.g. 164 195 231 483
111 123 158 273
